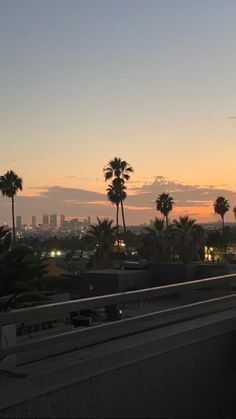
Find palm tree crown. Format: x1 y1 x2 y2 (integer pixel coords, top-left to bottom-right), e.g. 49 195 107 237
0 170 22 197
156 193 174 228
103 157 133 183
0 170 23 243
104 157 133 233
213 196 230 231
143 218 171 262
86 218 116 269
171 216 204 263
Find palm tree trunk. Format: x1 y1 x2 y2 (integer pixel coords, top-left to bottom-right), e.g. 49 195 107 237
116 203 119 248
166 215 169 229
222 215 227 258
120 200 126 233
12 196 16 244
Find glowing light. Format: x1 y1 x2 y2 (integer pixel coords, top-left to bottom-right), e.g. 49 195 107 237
204 246 221 261
114 240 126 248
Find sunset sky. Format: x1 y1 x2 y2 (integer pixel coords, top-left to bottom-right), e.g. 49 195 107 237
1 0 236 225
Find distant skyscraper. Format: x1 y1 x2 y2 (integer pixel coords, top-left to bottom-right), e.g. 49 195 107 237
84 216 91 227
16 216 22 229
32 216 37 228
42 214 49 225
60 214 65 226
50 214 57 228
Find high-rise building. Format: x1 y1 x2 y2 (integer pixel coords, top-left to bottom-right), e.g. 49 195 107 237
32 216 37 228
50 214 57 228
84 216 91 227
60 215 65 226
16 216 22 229
70 218 80 230
42 214 49 225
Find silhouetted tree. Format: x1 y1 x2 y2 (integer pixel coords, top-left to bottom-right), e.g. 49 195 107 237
0 170 23 243
142 218 172 262
233 206 236 220
0 226 48 311
103 157 133 233
171 216 205 263
206 229 224 252
85 218 116 269
213 196 230 231
156 193 174 228
106 179 127 241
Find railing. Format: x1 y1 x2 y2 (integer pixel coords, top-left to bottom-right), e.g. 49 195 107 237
1 273 236 362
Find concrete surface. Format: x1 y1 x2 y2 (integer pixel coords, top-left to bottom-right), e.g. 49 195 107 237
1 306 236 417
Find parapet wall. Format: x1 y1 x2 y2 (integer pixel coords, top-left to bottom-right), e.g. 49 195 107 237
1 307 236 418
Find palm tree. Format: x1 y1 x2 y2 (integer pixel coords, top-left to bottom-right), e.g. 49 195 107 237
104 157 133 233
233 206 236 221
85 218 116 269
0 170 23 243
142 218 172 262
0 226 48 311
156 193 174 228
104 157 133 182
171 216 205 263
213 196 230 231
106 179 127 241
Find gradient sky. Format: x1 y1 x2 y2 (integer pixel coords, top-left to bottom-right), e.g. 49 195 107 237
1 0 236 225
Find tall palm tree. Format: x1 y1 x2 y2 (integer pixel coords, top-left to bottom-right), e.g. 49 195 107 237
0 170 23 243
85 218 116 269
171 216 205 263
104 157 133 233
106 179 127 241
156 193 174 228
213 196 230 231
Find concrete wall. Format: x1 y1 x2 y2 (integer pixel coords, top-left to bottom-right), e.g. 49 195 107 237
1 331 236 418
80 263 228 297
151 263 230 286
196 263 230 279
80 269 154 297
151 263 197 285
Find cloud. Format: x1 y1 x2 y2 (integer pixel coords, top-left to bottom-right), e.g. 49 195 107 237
0 178 235 226
127 176 236 218
38 186 104 201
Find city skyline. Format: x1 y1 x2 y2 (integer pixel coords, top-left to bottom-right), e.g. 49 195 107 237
1 176 236 226
14 213 91 228
1 1 236 225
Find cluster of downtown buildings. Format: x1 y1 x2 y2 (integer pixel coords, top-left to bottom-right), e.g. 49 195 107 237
15 214 92 238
